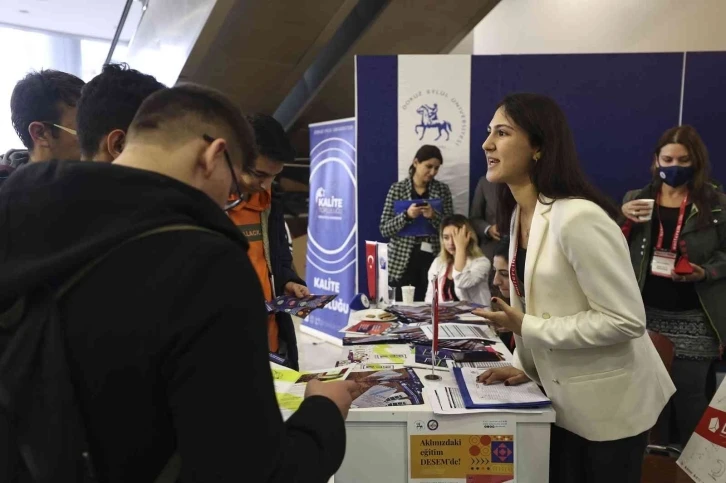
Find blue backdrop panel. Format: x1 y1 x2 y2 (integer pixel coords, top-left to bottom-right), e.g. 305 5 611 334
356 55 398 292
469 56 503 207
493 53 682 203
682 51 726 186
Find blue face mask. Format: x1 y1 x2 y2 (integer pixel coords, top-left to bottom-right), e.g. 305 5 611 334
658 165 695 188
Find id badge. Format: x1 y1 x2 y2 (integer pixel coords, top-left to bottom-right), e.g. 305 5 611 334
651 249 676 278
420 242 433 253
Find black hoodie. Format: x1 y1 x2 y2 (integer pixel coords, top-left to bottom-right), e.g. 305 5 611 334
0 161 345 482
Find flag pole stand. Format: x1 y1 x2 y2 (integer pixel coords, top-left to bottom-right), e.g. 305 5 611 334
424 347 441 381
425 275 442 381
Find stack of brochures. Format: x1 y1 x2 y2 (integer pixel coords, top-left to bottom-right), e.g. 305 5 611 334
451 361 552 409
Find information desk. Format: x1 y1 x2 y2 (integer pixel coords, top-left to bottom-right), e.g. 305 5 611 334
335 308 556 483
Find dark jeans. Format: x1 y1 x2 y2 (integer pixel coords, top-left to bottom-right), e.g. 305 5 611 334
391 249 433 302
549 425 648 483
660 358 716 447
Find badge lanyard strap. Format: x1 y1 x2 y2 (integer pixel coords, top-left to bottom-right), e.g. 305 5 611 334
655 192 689 252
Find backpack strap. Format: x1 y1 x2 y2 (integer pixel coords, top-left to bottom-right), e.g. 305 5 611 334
55 223 221 483
56 224 220 299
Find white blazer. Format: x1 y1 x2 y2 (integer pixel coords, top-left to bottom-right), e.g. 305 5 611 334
424 256 491 306
511 197 675 442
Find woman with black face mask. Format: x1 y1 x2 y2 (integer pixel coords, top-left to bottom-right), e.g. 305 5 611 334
622 125 726 449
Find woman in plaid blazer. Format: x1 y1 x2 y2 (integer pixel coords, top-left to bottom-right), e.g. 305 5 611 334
379 145 454 301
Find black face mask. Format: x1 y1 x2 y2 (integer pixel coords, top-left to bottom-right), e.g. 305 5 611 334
657 165 695 188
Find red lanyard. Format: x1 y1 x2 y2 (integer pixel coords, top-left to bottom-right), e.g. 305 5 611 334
655 192 689 252
510 236 523 298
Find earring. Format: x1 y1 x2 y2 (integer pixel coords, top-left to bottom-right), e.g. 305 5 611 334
533 152 541 161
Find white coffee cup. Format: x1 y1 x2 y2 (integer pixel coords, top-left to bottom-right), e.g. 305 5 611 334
638 199 655 221
401 286 415 305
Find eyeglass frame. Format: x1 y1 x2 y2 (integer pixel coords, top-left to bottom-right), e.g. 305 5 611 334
202 134 244 211
40 121 77 136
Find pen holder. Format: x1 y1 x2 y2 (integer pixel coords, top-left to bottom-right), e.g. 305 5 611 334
350 293 371 311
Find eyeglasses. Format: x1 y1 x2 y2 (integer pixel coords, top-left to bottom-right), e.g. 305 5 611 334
202 134 243 211
245 165 277 181
41 122 77 136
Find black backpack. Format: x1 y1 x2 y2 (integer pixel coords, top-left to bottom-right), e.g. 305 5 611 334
0 225 210 482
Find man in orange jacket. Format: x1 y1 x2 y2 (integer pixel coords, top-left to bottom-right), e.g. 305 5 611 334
228 113 309 369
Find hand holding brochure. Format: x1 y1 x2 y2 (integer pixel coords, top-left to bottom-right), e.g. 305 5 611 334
265 294 337 318
452 361 551 409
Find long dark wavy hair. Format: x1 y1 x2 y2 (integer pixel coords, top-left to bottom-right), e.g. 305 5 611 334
652 125 718 229
494 93 618 232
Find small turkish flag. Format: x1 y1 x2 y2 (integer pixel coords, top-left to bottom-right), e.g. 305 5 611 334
365 241 378 300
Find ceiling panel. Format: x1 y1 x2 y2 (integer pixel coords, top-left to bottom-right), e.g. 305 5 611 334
0 0 143 41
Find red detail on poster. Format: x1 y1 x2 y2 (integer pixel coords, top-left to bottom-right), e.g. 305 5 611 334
694 405 726 448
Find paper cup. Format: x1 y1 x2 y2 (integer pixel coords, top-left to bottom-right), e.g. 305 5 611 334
638 199 655 221
401 286 415 305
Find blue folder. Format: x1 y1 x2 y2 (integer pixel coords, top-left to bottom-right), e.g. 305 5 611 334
393 198 443 237
452 367 552 409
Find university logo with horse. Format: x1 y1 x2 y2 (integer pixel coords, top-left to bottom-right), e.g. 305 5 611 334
415 103 452 141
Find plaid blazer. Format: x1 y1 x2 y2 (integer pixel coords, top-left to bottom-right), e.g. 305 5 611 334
379 177 454 282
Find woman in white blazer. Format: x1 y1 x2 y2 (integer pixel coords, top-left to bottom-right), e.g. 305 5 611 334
424 214 491 305
472 93 676 483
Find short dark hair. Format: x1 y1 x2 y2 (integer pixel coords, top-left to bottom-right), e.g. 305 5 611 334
495 93 618 231
77 63 165 159
493 235 510 261
10 69 84 149
245 113 294 163
409 145 443 177
129 83 257 169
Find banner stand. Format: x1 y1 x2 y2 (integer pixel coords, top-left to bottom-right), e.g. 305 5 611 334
303 118 357 343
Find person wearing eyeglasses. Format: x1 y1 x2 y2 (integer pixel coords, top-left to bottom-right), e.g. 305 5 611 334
0 84 357 482
227 113 308 369
0 69 84 187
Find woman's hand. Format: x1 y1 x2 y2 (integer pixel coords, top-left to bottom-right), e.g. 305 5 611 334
420 203 435 219
622 200 653 223
476 366 529 386
407 204 423 219
453 226 470 250
672 263 706 283
285 282 310 298
487 224 501 241
472 297 525 336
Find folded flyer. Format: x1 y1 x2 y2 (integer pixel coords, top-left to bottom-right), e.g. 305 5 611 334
265 294 337 318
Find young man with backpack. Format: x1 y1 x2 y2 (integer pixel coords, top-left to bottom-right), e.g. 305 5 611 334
0 84 357 482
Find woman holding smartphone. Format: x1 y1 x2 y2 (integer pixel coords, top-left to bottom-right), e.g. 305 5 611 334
379 145 453 301
472 93 675 483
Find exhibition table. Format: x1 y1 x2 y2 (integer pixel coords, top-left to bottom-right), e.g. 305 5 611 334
335 308 556 483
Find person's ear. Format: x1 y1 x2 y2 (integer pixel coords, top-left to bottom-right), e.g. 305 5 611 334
199 137 227 178
106 129 126 160
28 121 52 148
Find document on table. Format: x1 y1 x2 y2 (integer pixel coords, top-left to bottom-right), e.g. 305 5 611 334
421 323 498 342
426 386 545 415
452 361 551 409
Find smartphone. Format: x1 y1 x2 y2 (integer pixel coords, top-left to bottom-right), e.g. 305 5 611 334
414 201 428 207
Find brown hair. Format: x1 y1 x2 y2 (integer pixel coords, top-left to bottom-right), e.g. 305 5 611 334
494 93 618 233
653 125 717 228
438 214 483 264
408 144 443 177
